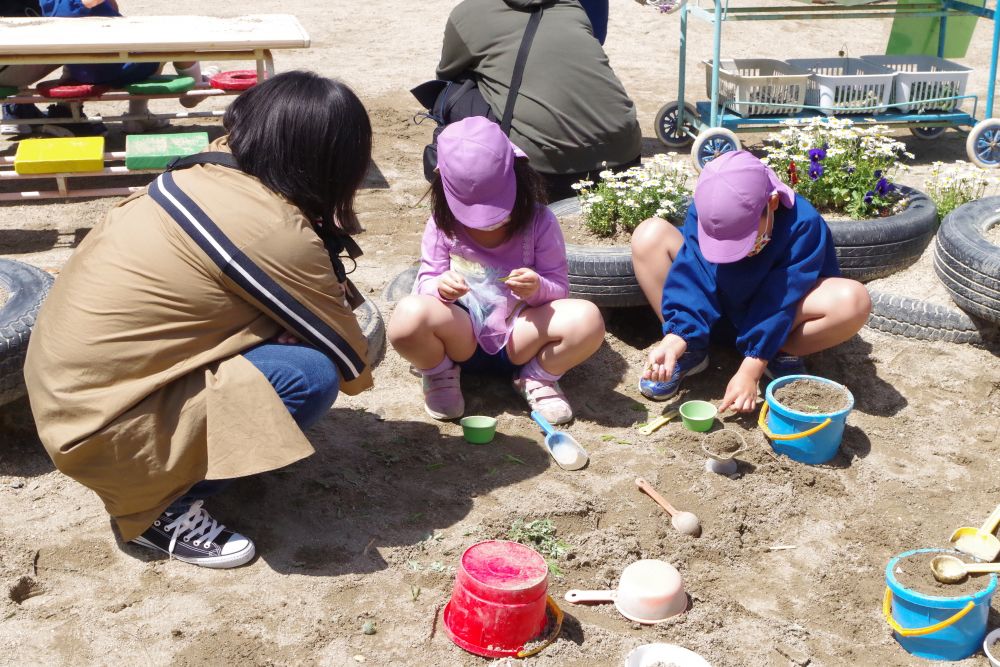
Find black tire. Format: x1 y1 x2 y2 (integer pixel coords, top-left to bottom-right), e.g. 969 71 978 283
549 197 649 308
355 294 386 368
826 186 938 282
0 259 54 407
933 196 1000 324
865 288 988 345
382 265 419 304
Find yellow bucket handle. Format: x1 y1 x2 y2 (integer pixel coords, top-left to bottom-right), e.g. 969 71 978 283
882 587 976 637
758 402 833 441
516 596 564 658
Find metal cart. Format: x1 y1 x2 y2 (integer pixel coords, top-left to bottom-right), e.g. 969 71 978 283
654 0 1000 169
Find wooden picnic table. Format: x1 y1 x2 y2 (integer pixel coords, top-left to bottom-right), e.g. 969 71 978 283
0 14 310 75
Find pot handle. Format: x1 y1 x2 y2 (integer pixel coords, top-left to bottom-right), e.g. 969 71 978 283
758 402 832 441
564 589 615 604
517 596 564 658
882 587 975 637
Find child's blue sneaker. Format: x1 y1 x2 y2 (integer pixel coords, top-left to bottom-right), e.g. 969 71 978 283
764 353 807 380
638 351 709 401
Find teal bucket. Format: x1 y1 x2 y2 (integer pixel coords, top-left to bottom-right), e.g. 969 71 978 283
759 374 853 465
884 548 997 661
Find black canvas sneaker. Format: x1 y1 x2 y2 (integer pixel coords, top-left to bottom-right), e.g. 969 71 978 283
130 500 255 569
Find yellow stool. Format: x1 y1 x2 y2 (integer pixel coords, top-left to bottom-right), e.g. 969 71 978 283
14 137 105 175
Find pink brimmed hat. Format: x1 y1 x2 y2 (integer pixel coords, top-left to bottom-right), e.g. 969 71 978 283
693 151 795 263
436 117 527 229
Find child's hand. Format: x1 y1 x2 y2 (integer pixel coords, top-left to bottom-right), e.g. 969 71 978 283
438 271 469 301
643 334 687 383
504 268 540 299
718 366 763 413
274 330 300 345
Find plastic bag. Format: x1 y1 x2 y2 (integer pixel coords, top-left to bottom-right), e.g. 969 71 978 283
451 257 517 355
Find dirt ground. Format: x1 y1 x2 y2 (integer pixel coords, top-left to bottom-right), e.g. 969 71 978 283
3 1 1000 666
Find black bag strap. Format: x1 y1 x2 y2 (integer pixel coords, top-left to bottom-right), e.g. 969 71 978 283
166 151 241 172
163 151 363 285
501 5 545 135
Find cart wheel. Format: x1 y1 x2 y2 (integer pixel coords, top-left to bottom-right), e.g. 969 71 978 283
910 125 947 140
654 101 697 149
966 119 1000 168
691 128 741 172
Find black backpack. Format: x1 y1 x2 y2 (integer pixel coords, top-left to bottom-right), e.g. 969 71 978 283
0 0 41 17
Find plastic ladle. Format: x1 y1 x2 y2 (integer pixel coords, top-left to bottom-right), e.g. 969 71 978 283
930 555 1000 584
949 504 1000 562
635 477 701 537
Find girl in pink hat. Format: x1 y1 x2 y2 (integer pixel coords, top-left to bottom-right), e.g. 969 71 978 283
630 151 871 413
388 117 605 424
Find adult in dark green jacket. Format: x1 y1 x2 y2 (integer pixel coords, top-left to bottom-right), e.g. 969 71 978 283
436 0 642 199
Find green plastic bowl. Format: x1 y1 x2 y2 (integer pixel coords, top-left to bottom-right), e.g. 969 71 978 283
679 400 717 432
460 416 497 444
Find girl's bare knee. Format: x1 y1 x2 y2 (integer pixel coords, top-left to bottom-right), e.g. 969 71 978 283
387 295 435 343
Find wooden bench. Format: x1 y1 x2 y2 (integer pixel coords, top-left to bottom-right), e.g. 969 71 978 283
0 13 310 130
0 14 309 199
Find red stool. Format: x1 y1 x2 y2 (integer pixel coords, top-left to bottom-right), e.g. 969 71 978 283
37 80 110 99
209 70 258 92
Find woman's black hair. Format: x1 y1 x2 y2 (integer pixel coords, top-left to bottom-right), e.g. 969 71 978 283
223 70 372 236
429 157 549 240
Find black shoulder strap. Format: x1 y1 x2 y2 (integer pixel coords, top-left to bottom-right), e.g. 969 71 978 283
501 5 545 136
166 151 241 172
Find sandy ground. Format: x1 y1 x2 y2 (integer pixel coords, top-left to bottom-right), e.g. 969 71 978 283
3 1 1000 666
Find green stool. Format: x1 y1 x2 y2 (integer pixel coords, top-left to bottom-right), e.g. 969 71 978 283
0 85 18 98
125 132 209 170
125 75 196 95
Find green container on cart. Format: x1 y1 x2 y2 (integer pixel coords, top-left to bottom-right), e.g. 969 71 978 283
886 0 983 58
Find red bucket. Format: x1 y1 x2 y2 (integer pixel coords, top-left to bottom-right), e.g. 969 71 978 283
443 540 551 657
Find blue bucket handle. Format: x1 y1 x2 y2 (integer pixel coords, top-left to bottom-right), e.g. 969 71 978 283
758 402 832 441
882 587 976 637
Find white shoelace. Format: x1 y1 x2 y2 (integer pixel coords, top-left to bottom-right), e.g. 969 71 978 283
164 500 227 557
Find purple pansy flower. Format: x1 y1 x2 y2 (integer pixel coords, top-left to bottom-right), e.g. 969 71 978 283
875 177 892 196
863 190 874 204
808 147 827 162
808 161 824 181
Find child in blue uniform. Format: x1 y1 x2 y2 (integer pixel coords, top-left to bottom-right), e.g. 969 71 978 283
630 151 871 413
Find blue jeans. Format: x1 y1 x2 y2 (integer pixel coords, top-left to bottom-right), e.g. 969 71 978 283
167 343 339 512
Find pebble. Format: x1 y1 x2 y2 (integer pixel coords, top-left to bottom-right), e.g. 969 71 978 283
353 656 365 663
10 480 24 489
361 620 377 635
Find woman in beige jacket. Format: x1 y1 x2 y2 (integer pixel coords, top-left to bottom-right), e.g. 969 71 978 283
24 71 374 569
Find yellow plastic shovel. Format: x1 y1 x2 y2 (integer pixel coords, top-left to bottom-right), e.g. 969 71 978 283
950 504 1000 562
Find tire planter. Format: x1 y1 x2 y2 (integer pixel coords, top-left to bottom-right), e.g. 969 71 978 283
356 294 386 368
0 259 53 407
933 196 1000 325
866 288 989 345
549 198 647 308
825 186 938 283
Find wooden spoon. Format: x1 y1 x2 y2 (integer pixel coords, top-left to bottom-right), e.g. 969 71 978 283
635 477 701 537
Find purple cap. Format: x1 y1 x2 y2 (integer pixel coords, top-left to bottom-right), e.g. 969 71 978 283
693 151 795 263
436 117 527 230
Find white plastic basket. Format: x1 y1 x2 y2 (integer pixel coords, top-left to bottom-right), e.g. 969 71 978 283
704 58 810 116
859 55 972 112
786 57 896 115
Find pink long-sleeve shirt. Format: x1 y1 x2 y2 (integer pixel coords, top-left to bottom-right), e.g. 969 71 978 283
414 205 569 353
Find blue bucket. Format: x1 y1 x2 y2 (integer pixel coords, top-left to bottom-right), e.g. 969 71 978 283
884 548 997 661
759 374 853 464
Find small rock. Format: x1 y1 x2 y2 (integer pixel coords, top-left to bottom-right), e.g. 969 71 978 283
353 656 365 663
361 620 377 635
171 629 183 638
10 480 24 489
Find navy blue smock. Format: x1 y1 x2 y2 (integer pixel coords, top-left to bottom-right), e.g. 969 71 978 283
660 195 840 361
